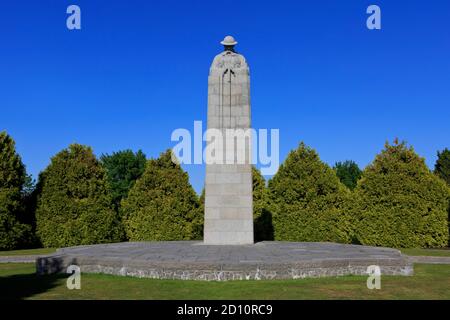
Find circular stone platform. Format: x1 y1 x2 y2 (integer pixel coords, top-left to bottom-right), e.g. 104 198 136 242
36 241 413 281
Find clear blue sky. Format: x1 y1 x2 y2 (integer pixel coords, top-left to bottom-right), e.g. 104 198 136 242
1 0 449 193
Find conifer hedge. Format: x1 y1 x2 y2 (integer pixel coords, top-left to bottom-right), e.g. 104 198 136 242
0 132 33 250
268 143 351 243
351 141 450 248
35 144 123 247
121 150 203 241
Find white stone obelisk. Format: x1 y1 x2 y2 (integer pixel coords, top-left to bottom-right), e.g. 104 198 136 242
204 36 253 245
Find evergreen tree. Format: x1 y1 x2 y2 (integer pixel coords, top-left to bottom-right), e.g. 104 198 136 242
352 141 449 248
197 188 205 239
121 149 202 241
35 144 123 247
0 132 33 250
268 142 351 242
100 150 146 208
334 160 362 190
199 188 205 208
18 174 38 243
435 148 450 186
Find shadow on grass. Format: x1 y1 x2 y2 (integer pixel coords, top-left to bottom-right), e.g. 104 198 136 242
0 272 66 300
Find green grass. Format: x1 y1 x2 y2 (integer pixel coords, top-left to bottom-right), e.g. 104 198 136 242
0 263 449 300
0 248 57 256
400 248 450 257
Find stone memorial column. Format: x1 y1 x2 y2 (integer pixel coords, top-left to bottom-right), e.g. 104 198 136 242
204 36 254 245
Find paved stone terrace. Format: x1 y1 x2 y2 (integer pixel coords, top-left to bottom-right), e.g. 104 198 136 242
35 241 414 280
36 241 413 280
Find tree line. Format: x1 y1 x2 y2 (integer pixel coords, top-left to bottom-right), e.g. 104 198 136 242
1 131 449 250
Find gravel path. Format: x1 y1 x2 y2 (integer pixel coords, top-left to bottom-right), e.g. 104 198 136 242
0 255 53 263
406 256 450 264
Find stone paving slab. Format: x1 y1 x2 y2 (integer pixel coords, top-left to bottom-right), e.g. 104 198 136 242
36 241 413 281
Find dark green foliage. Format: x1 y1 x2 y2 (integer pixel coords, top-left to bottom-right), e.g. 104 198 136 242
197 188 205 239
35 144 123 247
0 132 33 250
352 141 450 248
252 167 273 241
268 142 351 243
100 150 146 208
17 174 39 246
334 160 362 190
435 148 450 186
199 188 205 208
121 150 202 241
18 174 36 224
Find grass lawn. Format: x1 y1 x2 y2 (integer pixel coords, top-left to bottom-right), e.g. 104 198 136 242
400 248 450 257
0 263 449 300
0 248 57 256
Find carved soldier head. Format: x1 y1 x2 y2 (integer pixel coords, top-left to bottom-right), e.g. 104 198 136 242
220 35 237 52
